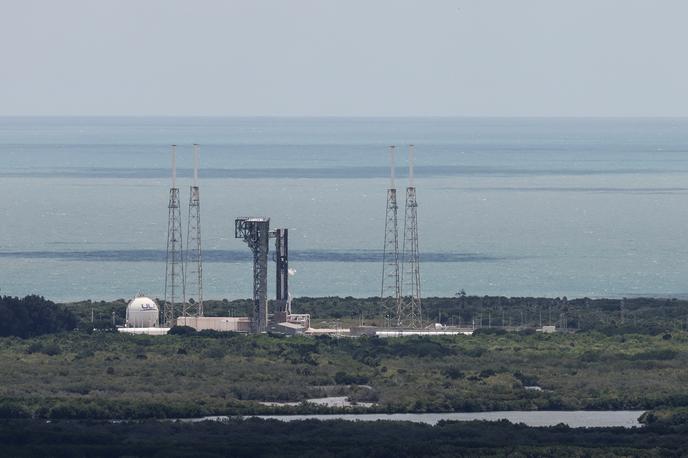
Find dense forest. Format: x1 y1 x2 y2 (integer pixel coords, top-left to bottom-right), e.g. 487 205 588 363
1 417 687 457
0 295 77 338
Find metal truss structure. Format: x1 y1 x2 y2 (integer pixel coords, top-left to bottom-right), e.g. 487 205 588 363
235 217 271 333
399 145 422 328
164 145 185 326
184 144 203 318
380 145 401 324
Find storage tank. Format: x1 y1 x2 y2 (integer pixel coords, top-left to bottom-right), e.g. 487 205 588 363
125 296 159 328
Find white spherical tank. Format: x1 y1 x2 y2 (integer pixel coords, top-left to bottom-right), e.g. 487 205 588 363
125 296 160 328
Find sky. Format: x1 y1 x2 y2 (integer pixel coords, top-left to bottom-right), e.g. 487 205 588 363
1 0 687 117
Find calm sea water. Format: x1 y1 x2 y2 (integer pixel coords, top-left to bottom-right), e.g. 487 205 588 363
1 117 688 302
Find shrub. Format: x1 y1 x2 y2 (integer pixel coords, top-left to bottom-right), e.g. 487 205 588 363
464 347 486 358
580 350 602 362
388 338 455 358
75 349 95 359
443 367 465 380
204 346 226 359
168 325 196 336
0 401 31 419
630 349 678 361
43 343 62 356
479 369 496 378
26 342 44 354
26 341 62 356
474 328 507 336
513 371 539 386
197 330 240 338
334 371 369 385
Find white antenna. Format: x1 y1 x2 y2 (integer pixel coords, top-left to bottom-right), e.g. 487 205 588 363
171 144 177 188
193 144 199 186
389 145 396 189
408 144 415 187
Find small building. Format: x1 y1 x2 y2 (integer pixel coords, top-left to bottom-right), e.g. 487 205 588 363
305 327 351 336
125 296 160 328
118 327 169 336
275 321 306 335
375 330 473 337
176 316 251 332
285 313 310 330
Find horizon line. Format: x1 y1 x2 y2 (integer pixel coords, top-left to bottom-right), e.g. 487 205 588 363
2 114 688 119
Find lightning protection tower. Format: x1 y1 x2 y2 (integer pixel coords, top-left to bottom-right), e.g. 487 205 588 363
399 145 422 328
164 145 185 326
380 145 400 325
184 144 203 318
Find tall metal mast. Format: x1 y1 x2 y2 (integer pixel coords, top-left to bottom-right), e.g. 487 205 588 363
185 144 203 317
381 145 400 325
399 144 422 328
163 145 185 326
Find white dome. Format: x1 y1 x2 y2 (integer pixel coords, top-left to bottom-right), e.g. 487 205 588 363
126 296 159 328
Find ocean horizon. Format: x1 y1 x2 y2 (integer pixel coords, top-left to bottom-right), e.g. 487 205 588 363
2 116 688 302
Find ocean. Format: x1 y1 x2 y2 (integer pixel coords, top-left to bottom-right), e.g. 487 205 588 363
1 116 688 302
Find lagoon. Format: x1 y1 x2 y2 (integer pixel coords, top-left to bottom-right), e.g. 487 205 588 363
193 410 646 428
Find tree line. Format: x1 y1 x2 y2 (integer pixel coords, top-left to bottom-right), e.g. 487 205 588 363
0 295 77 338
0 417 687 457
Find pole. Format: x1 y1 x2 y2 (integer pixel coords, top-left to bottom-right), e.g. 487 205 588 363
389 145 396 190
193 144 199 187
171 145 177 189
408 144 414 187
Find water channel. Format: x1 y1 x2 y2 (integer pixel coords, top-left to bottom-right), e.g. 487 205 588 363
190 410 646 428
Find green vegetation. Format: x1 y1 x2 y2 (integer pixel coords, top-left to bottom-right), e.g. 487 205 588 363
1 417 687 457
640 407 688 427
1 329 688 419
5 293 688 454
3 293 688 422
0 295 77 338
287 295 688 333
62 294 688 334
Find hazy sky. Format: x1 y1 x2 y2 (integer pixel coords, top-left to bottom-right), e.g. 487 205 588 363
1 0 687 116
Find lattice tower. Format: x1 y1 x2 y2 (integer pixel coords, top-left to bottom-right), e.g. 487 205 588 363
399 145 422 328
184 144 203 317
380 145 400 325
164 145 185 326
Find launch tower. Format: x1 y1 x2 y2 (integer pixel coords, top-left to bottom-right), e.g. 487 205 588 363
235 217 271 333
